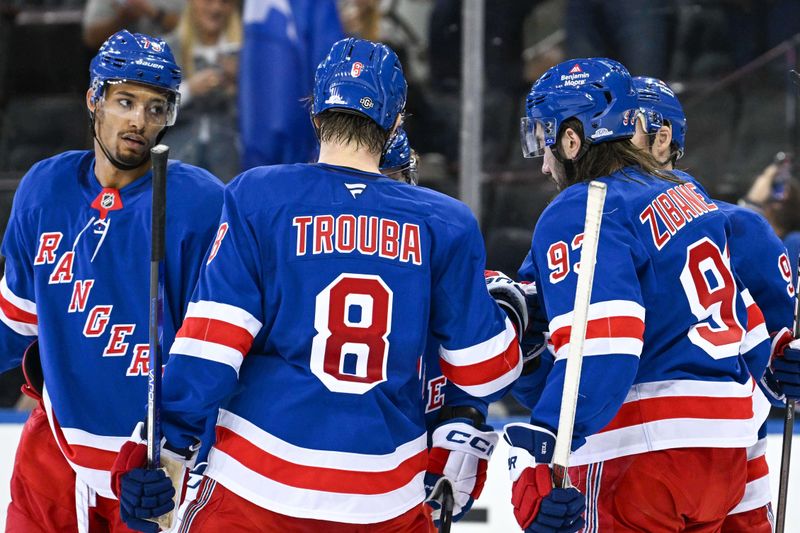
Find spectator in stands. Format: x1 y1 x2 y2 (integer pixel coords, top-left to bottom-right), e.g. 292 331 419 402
82 0 183 49
165 0 242 182
740 153 800 280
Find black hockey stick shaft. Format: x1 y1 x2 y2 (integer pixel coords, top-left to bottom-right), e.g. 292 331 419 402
440 479 454 533
777 71 800 533
776 265 799 532
147 144 168 469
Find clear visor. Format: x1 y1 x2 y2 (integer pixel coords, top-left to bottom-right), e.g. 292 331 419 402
382 154 419 185
635 108 663 135
99 81 180 127
520 117 555 158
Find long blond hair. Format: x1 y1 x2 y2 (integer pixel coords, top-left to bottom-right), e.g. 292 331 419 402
177 0 243 78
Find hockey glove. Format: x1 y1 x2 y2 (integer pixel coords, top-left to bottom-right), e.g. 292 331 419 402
111 422 198 532
485 270 529 341
425 417 498 523
504 423 585 533
21 340 43 403
769 328 800 400
519 281 549 374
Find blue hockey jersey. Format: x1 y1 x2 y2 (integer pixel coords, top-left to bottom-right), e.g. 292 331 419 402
158 163 521 523
0 151 224 497
520 168 761 466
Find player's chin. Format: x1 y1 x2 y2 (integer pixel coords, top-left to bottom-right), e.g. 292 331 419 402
114 147 150 168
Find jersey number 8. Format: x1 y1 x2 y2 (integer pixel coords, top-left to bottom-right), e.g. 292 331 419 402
311 273 393 394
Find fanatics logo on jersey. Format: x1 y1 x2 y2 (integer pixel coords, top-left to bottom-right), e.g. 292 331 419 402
359 97 374 109
345 183 367 198
568 63 582 74
351 61 364 77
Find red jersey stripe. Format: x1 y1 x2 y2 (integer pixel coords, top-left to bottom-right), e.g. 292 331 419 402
746 455 769 483
600 394 754 433
177 317 253 356
213 426 428 495
438 339 520 387
746 303 766 331
0 291 37 325
551 316 644 352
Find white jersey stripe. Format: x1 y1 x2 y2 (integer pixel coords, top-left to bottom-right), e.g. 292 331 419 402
549 300 646 332
185 300 262 337
439 317 517 367
1 276 36 313
206 449 426 524
554 338 643 361
216 410 426 471
171 337 244 374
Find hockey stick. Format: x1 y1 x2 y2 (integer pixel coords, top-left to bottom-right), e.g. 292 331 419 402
776 70 800 533
147 143 168 470
551 181 607 488
146 145 178 530
429 478 454 533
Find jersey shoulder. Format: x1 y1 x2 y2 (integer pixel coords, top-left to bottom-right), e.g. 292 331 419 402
14 150 92 208
164 161 225 221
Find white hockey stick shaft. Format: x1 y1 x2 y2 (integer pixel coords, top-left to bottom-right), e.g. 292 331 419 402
552 180 607 488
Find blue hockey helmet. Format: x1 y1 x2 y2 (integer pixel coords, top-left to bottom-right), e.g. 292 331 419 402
633 76 686 159
380 128 418 184
521 58 639 158
312 38 407 131
89 30 182 126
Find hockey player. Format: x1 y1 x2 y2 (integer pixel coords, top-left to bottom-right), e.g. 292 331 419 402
379 129 509 525
509 58 761 532
112 38 526 532
632 75 800 533
1 30 224 532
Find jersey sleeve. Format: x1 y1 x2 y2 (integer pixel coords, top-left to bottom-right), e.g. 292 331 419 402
0 196 39 371
530 194 644 450
429 209 522 403
161 186 264 448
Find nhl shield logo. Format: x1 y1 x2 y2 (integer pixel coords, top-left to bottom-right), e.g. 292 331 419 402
360 97 374 109
101 192 115 209
351 62 364 77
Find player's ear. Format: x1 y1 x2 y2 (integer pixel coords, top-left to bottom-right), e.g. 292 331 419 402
560 127 582 160
86 89 96 114
654 125 672 160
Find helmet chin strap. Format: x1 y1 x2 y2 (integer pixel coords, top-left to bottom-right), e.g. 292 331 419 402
90 112 165 172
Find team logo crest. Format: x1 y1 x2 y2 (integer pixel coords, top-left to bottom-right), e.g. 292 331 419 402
360 97 374 109
351 62 364 77
568 63 582 74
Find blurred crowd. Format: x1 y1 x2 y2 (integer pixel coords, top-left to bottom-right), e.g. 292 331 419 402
1 0 800 412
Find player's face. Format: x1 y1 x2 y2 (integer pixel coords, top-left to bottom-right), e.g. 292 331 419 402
542 145 567 189
192 0 236 38
91 83 169 167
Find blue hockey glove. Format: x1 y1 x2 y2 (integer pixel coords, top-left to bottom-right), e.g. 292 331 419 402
111 422 198 532
519 281 549 372
118 469 175 533
770 328 800 400
504 423 585 533
485 270 529 340
425 417 498 524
